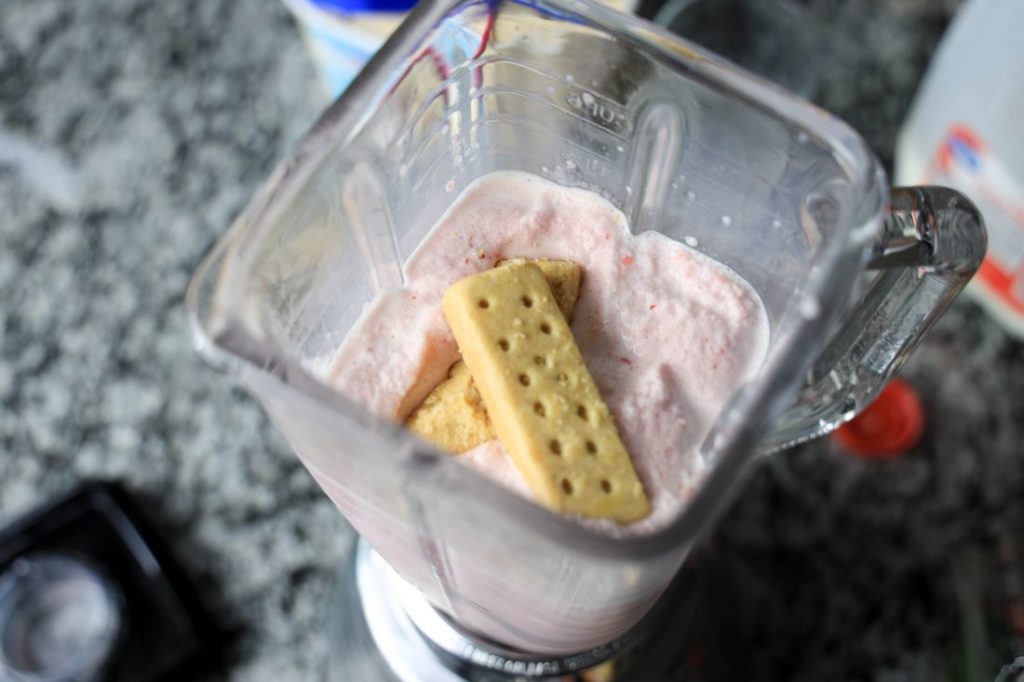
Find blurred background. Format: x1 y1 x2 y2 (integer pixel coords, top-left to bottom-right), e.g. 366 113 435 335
0 0 1021 680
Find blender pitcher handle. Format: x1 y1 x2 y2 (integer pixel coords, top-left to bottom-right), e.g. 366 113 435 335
762 186 987 452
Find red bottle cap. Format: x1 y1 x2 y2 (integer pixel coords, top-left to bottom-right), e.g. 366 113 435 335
831 378 924 458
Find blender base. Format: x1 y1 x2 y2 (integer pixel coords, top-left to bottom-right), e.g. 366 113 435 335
326 539 721 681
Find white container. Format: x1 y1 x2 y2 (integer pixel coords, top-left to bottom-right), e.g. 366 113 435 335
894 0 1024 338
284 0 640 98
283 0 406 97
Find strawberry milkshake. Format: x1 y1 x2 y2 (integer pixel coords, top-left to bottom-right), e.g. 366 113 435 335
328 171 769 533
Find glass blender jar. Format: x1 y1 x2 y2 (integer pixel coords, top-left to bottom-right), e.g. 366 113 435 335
186 0 985 676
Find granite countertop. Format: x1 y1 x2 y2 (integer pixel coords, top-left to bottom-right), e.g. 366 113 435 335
0 1 1021 680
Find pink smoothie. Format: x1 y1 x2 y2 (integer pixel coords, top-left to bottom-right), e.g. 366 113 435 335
328 172 769 532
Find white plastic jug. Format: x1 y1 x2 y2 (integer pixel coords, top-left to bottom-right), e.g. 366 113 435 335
895 0 1024 337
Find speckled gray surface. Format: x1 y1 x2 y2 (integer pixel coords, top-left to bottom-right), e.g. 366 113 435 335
0 2 339 679
0 1 1021 680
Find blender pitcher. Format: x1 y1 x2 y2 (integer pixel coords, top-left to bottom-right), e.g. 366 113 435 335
186 0 985 659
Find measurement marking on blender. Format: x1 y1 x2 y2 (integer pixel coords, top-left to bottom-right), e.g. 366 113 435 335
565 87 629 131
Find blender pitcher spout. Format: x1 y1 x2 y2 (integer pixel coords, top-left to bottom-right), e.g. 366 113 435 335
764 186 986 453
